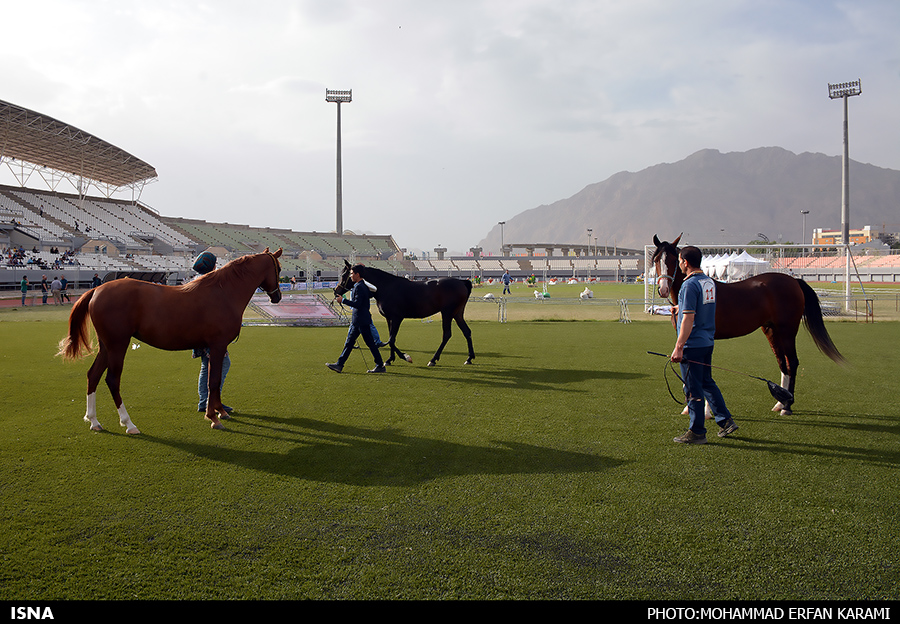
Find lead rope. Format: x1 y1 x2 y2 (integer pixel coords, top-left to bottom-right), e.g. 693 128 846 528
663 358 688 406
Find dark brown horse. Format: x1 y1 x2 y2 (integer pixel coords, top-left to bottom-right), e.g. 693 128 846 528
652 235 844 414
334 260 475 367
58 248 283 432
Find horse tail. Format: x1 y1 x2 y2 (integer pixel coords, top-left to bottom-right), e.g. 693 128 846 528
462 279 473 298
57 289 95 360
797 278 846 365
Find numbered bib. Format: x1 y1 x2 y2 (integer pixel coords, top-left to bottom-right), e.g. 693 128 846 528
700 278 716 304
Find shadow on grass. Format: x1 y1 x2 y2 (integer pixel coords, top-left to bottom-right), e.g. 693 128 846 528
138 416 625 486
386 363 647 391
722 434 900 466
716 411 900 467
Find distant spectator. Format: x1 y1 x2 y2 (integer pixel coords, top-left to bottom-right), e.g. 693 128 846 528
20 276 28 306
60 277 71 303
50 277 63 305
40 275 49 305
91 273 102 288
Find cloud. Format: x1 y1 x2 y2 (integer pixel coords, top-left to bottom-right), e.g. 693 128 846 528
1 0 898 253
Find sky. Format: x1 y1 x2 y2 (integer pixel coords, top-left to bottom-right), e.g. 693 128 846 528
1 0 898 255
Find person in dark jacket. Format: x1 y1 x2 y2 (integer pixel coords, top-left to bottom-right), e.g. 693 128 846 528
191 251 234 414
326 264 386 373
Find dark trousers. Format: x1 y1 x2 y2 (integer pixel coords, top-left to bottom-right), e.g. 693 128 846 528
338 321 384 367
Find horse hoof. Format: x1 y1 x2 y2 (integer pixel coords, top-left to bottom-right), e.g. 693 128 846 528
464 359 473 365
126 427 141 435
210 421 225 430
90 424 103 432
404 354 413 363
780 409 792 416
427 361 435 367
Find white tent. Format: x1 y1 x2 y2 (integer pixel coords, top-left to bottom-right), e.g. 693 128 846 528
725 251 770 281
712 252 737 280
701 253 720 275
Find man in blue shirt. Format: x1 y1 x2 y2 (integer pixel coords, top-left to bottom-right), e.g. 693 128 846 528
501 270 512 295
327 264 386 373
670 246 738 444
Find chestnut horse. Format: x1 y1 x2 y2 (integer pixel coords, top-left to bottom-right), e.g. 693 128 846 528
652 235 843 414
334 260 475 367
58 248 283 432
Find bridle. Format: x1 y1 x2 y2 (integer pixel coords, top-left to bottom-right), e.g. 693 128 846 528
653 248 680 302
264 251 282 300
333 264 353 299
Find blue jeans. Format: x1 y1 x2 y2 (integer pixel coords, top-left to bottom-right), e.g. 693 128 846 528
198 352 230 409
680 345 733 435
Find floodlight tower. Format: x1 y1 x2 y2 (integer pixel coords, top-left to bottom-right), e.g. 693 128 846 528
800 210 809 246
326 89 352 235
828 79 861 310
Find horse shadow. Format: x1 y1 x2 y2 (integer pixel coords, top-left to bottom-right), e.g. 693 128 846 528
395 363 647 392
710 412 900 467
138 416 626 486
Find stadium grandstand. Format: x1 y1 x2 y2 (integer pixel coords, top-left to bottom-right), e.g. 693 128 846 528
0 97 661 293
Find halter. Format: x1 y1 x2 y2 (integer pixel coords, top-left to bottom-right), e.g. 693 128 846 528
656 273 675 286
264 251 282 298
653 245 681 301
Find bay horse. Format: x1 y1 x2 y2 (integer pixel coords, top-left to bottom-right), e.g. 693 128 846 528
652 235 844 415
58 248 283 432
334 260 475 367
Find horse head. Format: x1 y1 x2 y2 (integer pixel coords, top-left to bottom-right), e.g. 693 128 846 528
261 247 283 303
651 234 682 302
334 259 353 298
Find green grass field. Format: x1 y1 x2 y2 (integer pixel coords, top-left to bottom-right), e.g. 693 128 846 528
1 287 898 601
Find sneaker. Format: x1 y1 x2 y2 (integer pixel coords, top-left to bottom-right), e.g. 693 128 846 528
367 365 386 373
325 363 343 373
717 418 739 438
673 430 707 444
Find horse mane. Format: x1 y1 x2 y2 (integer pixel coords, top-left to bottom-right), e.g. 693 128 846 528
360 265 405 283
181 254 261 293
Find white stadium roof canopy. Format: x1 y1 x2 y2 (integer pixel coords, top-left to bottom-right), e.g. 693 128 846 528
0 98 157 198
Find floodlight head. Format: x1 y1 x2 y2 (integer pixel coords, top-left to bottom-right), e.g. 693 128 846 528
828 80 861 99
326 89 352 103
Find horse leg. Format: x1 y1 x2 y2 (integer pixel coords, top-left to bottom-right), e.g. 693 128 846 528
103 342 141 434
455 314 475 365
383 318 396 365
427 314 454 367
84 345 109 431
764 326 797 415
680 401 714 419
387 318 412 364
203 346 227 430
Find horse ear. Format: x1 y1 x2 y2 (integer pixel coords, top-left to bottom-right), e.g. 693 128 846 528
653 235 661 247
673 233 682 247
273 248 282 258
263 247 270 254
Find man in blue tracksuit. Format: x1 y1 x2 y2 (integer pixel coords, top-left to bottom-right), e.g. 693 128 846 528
670 246 738 444
326 264 386 373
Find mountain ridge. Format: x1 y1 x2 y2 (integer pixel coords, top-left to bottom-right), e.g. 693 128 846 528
478 147 900 252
